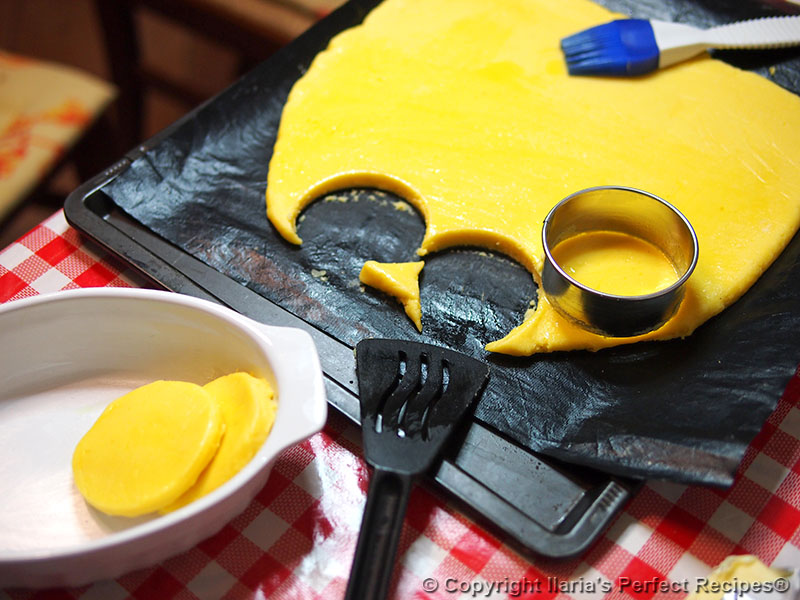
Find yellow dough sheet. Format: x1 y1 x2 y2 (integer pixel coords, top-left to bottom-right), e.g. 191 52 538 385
266 0 800 356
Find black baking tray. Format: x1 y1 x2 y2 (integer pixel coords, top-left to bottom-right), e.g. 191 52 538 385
65 0 800 558
65 172 637 560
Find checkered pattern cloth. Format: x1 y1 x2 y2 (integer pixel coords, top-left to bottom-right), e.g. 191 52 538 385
2 211 798 599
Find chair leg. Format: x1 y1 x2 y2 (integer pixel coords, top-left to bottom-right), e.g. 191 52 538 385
94 0 144 152
72 111 121 183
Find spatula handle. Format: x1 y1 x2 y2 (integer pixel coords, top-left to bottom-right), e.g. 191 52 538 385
344 467 414 600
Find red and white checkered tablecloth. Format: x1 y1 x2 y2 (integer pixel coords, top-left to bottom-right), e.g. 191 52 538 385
1 211 799 600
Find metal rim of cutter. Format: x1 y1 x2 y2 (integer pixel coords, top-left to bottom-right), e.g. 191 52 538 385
541 185 699 338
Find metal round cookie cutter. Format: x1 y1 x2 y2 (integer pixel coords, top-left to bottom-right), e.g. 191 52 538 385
541 185 699 338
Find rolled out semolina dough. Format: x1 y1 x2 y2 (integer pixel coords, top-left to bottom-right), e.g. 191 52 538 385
266 0 800 356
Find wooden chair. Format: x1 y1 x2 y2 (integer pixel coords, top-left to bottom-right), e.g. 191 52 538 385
95 0 345 151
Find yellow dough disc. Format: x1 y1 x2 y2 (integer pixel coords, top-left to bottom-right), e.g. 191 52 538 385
72 381 224 517
161 373 277 512
266 0 800 355
550 231 679 296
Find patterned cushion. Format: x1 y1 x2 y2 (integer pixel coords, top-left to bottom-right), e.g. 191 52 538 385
0 51 115 219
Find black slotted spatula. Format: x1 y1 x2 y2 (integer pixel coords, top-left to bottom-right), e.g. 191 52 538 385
344 339 490 600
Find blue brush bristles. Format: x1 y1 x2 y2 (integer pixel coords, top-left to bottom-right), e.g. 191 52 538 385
560 19 660 76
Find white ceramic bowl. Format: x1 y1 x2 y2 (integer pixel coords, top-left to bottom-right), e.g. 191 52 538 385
0 288 327 588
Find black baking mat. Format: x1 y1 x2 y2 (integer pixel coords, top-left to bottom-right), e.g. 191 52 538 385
93 0 799 488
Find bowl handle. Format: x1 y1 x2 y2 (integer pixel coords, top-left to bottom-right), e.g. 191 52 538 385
249 322 328 449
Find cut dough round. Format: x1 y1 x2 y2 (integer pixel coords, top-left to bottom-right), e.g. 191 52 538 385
161 372 277 512
72 380 223 517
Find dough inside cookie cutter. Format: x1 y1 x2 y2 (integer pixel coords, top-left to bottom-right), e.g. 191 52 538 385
541 185 699 337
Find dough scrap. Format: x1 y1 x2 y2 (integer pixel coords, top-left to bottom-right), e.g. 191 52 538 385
359 260 425 330
686 555 790 600
266 0 800 355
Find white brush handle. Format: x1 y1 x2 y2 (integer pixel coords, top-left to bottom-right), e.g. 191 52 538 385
705 16 800 49
653 16 800 68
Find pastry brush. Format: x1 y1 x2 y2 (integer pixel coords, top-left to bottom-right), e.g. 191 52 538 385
560 15 800 76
